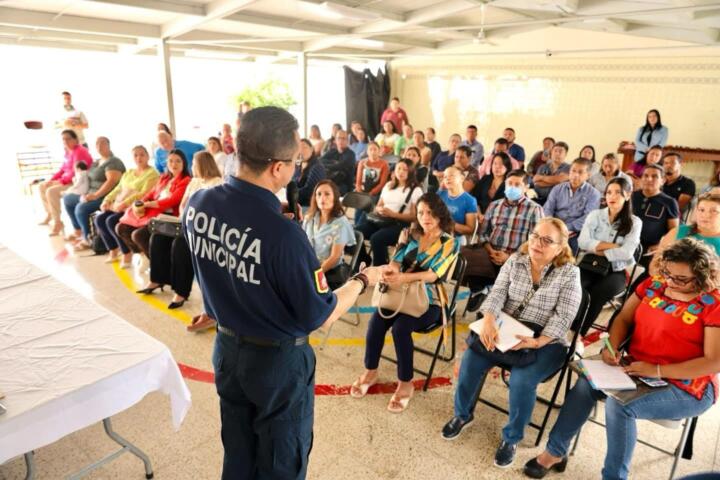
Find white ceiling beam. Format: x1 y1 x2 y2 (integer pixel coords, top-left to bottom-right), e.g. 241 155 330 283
0 6 160 38
0 36 118 53
161 0 260 39
225 12 350 35
373 35 437 49
624 24 720 44
299 0 405 23
0 25 140 45
83 0 206 16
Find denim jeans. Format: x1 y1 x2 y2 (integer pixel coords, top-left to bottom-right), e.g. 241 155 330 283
62 193 103 239
355 220 404 266
94 210 126 253
453 342 567 444
546 376 714 480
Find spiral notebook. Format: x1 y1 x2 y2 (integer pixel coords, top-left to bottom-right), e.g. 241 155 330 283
577 359 637 391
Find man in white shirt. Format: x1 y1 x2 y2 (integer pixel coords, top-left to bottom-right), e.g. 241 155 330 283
55 91 89 146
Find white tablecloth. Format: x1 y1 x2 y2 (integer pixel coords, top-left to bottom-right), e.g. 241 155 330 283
0 246 192 464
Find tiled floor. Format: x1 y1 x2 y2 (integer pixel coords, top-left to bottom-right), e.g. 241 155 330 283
1 198 719 480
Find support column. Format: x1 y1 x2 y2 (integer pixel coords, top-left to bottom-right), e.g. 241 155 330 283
160 39 176 135
296 52 308 137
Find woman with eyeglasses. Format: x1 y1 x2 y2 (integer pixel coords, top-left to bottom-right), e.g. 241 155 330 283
577 177 642 334
525 237 720 480
442 218 582 469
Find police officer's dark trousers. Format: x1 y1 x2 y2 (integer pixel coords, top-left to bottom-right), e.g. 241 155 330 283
213 330 315 480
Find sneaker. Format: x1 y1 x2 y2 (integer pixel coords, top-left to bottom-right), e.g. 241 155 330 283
441 414 474 440
494 440 517 468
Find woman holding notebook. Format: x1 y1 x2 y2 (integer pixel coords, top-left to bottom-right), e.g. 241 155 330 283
441 218 583 469
525 238 720 480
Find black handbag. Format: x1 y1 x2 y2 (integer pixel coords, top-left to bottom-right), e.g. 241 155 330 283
578 231 620 276
149 215 182 238
366 187 415 228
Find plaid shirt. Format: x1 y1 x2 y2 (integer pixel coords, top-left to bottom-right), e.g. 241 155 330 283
478 196 544 253
480 253 582 340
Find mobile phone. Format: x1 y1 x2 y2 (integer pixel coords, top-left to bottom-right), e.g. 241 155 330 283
638 377 668 388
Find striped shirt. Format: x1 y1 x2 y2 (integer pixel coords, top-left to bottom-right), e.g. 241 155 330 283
478 196 544 253
480 253 582 340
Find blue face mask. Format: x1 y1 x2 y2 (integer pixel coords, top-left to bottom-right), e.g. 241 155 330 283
505 186 523 201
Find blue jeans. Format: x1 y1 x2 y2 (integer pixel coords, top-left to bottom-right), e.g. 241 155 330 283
546 376 714 480
63 193 103 239
94 210 126 253
454 342 567 444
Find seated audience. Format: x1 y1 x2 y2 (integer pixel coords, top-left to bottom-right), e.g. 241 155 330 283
63 136 125 250
309 124 325 156
439 166 478 243
588 153 632 194
321 129 356 195
351 193 459 412
394 124 414 157
207 136 234 178
321 123 342 156
453 145 480 193
356 159 423 266
355 141 389 198
662 152 696 215
503 127 526 163
403 146 428 191
464 170 544 312
221 123 235 154
411 130 433 167
461 124 485 168
631 164 679 268
700 162 720 196
303 180 357 290
66 160 89 197
577 177 641 333
626 144 663 187
380 96 409 134
633 108 668 162
155 130 204 173
374 121 400 157
116 149 191 261
533 141 571 205
443 218 582 469
39 129 93 236
95 146 159 267
578 145 599 176
349 126 368 161
527 137 554 175
432 134 461 185
478 138 522 177
472 152 513 219
543 158 601 254
526 238 718 480
294 139 326 207
425 127 442 163
349 120 361 144
138 152 222 309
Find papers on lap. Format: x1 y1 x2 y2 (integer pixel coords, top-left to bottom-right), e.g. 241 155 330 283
469 311 535 353
578 359 637 391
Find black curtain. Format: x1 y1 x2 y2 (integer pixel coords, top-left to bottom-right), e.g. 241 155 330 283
344 64 391 140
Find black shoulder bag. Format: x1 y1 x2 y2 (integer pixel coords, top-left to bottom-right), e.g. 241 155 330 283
578 231 620 276
366 187 415 228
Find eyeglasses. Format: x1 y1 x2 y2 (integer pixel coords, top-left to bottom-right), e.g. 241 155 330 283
660 268 696 286
529 232 558 248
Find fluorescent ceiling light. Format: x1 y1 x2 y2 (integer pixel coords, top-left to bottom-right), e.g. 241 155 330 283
186 49 248 61
348 38 385 49
319 2 382 21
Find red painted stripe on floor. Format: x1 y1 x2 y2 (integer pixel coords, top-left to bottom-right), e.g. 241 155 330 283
177 362 453 395
54 249 69 263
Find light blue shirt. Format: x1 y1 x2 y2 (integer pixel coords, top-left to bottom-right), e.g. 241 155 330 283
634 125 669 161
578 208 642 272
154 139 205 173
461 139 484 168
543 181 601 233
350 141 368 161
303 213 356 269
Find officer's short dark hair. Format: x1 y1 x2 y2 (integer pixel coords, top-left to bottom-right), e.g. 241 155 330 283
236 106 299 175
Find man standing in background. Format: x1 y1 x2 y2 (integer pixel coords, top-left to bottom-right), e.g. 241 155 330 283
55 91 89 147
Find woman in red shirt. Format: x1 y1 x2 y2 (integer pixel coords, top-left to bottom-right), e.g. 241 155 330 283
525 237 720 480
115 149 191 263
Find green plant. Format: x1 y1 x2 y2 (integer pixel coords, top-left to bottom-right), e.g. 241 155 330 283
235 78 296 110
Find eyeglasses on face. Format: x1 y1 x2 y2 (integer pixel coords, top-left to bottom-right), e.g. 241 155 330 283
529 232 558 248
660 268 696 286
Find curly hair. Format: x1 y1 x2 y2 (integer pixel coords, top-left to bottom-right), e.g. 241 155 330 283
519 217 575 267
411 192 454 236
660 237 720 292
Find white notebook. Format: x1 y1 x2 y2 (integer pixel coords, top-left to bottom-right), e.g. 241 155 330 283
469 311 535 353
578 359 637 391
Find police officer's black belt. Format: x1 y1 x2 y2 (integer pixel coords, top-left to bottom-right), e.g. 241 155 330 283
217 325 308 347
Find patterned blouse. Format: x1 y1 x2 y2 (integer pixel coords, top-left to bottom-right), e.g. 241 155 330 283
480 253 582 340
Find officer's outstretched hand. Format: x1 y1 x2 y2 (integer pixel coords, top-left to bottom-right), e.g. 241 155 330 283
361 266 383 287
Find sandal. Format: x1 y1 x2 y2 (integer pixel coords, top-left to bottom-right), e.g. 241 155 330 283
350 376 378 398
387 390 414 414
72 240 90 252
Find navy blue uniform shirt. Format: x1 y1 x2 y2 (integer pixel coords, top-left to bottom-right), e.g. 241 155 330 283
183 176 338 340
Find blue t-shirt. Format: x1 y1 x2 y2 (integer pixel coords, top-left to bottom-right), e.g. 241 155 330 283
155 140 205 173
184 177 337 340
439 189 478 225
303 213 356 269
432 150 455 173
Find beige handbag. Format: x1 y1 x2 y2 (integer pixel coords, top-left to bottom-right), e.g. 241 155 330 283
372 280 430 319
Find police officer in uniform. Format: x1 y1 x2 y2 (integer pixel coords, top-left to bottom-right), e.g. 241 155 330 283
184 106 381 480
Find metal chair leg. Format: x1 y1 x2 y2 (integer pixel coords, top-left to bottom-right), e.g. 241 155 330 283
423 331 445 391
24 452 36 480
535 366 569 446
669 418 692 480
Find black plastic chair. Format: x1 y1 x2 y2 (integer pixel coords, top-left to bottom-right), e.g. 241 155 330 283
473 288 591 446
381 254 468 391
342 192 375 216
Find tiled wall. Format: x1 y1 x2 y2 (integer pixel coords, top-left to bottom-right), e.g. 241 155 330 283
390 57 720 186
